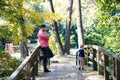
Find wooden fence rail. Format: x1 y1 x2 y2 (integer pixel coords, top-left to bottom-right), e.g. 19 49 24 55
7 46 42 80
8 45 120 80
77 45 120 80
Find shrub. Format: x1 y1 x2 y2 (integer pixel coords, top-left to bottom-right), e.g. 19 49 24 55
0 50 25 79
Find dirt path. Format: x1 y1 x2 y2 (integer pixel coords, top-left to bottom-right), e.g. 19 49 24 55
35 55 104 80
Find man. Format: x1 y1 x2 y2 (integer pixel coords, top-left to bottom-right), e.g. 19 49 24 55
37 24 54 72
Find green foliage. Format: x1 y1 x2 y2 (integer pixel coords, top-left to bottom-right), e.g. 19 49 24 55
0 50 25 79
84 20 102 46
0 0 34 44
0 0 63 45
70 24 78 48
95 0 120 55
0 26 12 40
49 30 65 55
49 30 56 53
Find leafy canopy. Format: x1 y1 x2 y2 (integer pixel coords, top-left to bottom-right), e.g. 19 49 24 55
0 0 63 44
95 0 120 55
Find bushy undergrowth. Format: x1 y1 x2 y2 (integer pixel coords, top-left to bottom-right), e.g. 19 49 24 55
0 50 25 79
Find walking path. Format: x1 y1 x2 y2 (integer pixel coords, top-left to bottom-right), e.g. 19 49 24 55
35 55 104 80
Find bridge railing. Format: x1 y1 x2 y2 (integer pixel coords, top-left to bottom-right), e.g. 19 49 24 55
83 45 120 80
7 46 42 80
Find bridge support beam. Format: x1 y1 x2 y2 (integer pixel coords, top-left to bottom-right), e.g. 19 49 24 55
26 60 31 80
104 54 109 80
98 51 103 75
115 59 120 80
93 49 97 71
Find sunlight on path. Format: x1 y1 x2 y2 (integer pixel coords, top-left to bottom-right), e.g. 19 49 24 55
35 55 104 80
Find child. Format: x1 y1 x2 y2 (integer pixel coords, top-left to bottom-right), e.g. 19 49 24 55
78 44 85 70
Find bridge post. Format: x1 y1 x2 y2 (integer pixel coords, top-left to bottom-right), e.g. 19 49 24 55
84 48 88 65
115 59 120 80
113 58 115 79
26 60 31 80
76 51 79 65
87 48 91 66
33 57 39 78
98 51 103 75
93 49 97 71
104 54 109 80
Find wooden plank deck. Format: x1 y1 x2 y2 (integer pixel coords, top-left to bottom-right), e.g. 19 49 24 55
35 55 104 80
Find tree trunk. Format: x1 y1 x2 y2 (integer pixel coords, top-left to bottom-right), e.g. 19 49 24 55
20 17 29 59
64 0 73 55
76 0 84 48
20 42 28 59
48 0 64 56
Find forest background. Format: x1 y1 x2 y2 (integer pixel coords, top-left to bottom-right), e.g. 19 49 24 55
0 0 120 78
0 0 120 56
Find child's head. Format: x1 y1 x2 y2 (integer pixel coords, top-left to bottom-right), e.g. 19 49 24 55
80 44 84 48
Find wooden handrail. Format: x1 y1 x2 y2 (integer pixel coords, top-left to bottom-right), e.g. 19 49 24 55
8 44 120 80
8 46 41 80
83 45 120 80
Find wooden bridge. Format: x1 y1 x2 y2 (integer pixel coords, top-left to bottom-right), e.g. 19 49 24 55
7 45 120 80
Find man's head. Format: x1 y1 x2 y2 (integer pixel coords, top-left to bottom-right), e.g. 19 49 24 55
41 25 46 31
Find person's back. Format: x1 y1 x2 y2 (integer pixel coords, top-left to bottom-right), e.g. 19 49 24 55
78 48 84 57
78 44 85 70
